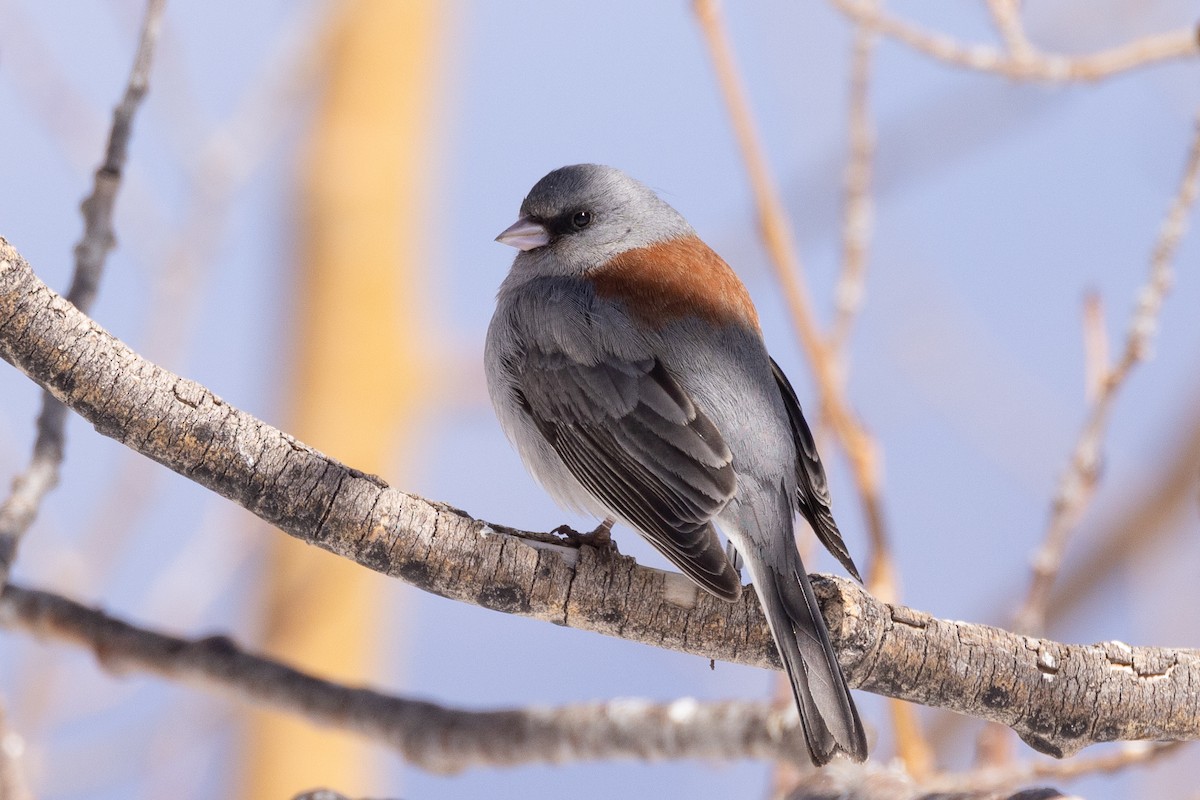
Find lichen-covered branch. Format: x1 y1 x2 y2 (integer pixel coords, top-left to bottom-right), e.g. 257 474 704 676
1 240 1198 758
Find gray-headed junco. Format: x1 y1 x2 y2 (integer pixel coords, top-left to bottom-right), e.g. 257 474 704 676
485 164 867 764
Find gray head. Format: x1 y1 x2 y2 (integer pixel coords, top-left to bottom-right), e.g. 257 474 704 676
496 164 694 276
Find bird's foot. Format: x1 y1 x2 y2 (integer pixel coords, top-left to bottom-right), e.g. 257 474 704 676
552 517 617 552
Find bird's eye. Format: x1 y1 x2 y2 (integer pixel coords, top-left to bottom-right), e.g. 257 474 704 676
571 211 593 229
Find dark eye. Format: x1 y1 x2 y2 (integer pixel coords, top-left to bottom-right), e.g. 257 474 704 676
571 211 593 229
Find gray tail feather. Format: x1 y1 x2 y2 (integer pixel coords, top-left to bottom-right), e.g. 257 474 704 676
756 553 867 764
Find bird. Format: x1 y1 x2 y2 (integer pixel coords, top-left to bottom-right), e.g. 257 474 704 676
484 163 867 765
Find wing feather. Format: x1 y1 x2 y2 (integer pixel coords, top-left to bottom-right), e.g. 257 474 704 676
769 357 863 583
512 348 742 599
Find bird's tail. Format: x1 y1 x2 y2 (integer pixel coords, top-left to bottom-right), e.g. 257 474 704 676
731 495 867 765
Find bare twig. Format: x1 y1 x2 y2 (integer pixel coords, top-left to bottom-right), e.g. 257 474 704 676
0 701 32 800
830 0 1198 81
0 0 166 586
826 10 934 774
1014 112 1200 636
0 583 815 773
1048 396 1200 624
692 0 896 601
985 0 1034 61
71 2 332 597
778 758 1073 800
828 10 878 358
933 741 1185 795
1081 292 1108 404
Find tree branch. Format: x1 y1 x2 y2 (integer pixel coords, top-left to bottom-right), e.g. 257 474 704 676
1014 111 1200 636
1 240 1198 758
829 0 1198 82
0 0 166 585
0 583 808 772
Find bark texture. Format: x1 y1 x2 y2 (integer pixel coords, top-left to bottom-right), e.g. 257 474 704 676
1 239 1197 758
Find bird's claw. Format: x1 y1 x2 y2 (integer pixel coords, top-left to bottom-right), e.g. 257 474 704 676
552 518 617 552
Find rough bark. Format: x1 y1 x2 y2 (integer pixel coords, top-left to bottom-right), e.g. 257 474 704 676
1 239 1197 758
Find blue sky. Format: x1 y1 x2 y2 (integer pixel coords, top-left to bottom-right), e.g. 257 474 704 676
1 1 1198 798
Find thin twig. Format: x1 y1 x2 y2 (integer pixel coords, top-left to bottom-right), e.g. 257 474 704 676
829 7 933 772
0 583 815 773
828 11 878 358
1081 292 1108 404
984 0 1034 60
1048 390 1200 623
1013 112 1200 636
830 0 1198 82
933 741 1186 795
692 0 896 601
0 0 166 586
70 2 333 598
0 701 32 800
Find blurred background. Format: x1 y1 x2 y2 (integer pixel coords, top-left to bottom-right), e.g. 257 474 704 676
0 1 1198 798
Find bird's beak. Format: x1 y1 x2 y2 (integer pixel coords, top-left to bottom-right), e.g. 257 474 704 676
495 217 550 251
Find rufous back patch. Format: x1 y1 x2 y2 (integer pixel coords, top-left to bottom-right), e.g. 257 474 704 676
589 236 761 331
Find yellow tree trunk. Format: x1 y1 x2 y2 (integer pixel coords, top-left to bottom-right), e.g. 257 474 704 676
239 2 445 797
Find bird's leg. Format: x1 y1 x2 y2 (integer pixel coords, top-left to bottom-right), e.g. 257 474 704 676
725 540 744 573
588 516 615 547
552 517 616 551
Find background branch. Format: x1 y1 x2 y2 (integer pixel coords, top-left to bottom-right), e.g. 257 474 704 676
829 0 1198 81
0 582 809 773
0 0 165 586
1013 112 1200 636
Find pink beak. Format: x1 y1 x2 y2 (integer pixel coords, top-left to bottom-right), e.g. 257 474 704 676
495 217 550 251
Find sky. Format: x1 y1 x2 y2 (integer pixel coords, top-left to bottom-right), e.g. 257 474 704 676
0 1 1198 798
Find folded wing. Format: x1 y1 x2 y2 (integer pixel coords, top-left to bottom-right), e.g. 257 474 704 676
510 347 742 600
769 357 863 582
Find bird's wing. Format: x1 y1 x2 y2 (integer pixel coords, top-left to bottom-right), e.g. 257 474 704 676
510 346 742 600
769 357 863 583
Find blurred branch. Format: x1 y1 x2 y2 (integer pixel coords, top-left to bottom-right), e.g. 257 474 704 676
1081 292 1108 404
1048 401 1200 625
984 0 1033 60
829 8 878 359
1014 112 1200 636
934 741 1185 796
0 583 812 772
830 0 1198 81
4 243 1200 758
692 0 896 602
75 4 334 601
0 0 166 586
779 760 1067 800
0 582 1192 780
823 4 936 775
0 701 32 800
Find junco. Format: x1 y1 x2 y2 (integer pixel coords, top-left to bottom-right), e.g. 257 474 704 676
485 164 867 764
